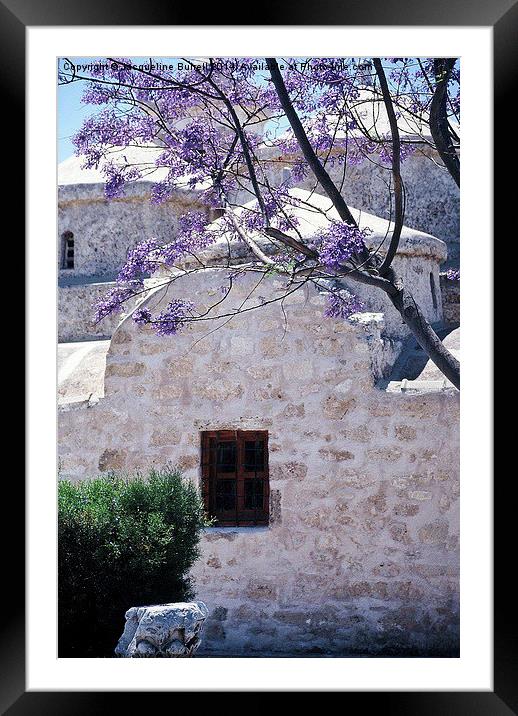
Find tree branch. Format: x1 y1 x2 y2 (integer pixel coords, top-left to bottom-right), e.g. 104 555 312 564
227 212 276 265
429 58 460 187
263 226 318 258
373 58 405 276
388 287 460 388
266 58 358 228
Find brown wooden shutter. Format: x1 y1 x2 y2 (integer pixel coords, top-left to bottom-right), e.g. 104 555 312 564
201 430 269 527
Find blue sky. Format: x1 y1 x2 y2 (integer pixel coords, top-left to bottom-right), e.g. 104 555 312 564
58 56 342 162
58 78 93 162
58 56 449 164
58 57 185 162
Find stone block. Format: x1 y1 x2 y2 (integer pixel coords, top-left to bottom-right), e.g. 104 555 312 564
281 403 305 418
270 461 308 482
418 520 449 545
395 425 417 441
150 429 181 447
98 448 126 472
270 489 282 524
321 395 357 420
115 602 208 657
192 380 244 401
319 447 355 461
105 362 145 378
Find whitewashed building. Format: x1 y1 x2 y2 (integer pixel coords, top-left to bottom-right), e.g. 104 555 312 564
58 188 460 656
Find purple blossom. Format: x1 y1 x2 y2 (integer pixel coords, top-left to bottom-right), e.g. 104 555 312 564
178 212 209 235
103 163 143 199
159 212 216 266
314 222 369 269
324 290 364 319
445 269 460 281
378 140 417 168
132 307 152 325
114 212 215 286
104 166 126 199
151 180 175 204
152 299 194 336
93 284 139 323
95 210 216 328
117 239 161 282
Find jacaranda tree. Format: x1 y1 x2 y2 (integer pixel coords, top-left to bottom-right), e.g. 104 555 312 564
59 57 460 388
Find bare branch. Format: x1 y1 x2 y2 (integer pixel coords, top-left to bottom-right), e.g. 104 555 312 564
429 59 460 187
266 58 358 229
227 212 276 266
373 58 405 276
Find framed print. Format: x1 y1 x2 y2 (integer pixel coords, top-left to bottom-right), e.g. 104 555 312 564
10 0 507 709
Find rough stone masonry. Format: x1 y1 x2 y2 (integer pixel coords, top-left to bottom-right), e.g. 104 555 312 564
58 267 459 657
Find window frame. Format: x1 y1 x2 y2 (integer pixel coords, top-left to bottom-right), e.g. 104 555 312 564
201 429 269 527
61 230 75 270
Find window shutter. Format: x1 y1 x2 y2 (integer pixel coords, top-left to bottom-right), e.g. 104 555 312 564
201 430 269 527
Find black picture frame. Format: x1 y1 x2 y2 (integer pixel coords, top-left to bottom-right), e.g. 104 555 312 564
11 0 504 710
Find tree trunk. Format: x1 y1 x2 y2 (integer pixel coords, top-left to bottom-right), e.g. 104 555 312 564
340 268 460 388
387 285 460 389
267 56 460 390
429 58 460 187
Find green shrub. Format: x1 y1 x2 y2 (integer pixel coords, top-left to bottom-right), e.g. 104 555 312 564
58 469 208 657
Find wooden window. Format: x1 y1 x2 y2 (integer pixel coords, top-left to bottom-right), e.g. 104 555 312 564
201 430 269 527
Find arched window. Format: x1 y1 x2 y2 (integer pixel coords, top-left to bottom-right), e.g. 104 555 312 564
429 272 438 311
61 231 74 270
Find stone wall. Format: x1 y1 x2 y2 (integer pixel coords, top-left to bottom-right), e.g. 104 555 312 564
440 275 460 325
58 147 459 289
58 182 208 280
58 271 459 656
58 282 121 342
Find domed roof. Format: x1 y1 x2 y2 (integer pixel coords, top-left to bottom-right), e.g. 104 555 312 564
58 142 214 202
179 187 447 268
58 143 170 186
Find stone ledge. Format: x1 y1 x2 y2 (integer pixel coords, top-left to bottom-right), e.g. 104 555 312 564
384 378 458 395
204 526 271 536
58 395 101 412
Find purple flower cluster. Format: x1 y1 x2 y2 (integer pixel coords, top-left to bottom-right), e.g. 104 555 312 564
378 140 417 168
152 299 194 336
132 307 152 325
117 239 160 283
324 290 364 320
96 291 195 337
315 222 369 269
93 284 140 323
94 210 219 331
160 212 216 266
113 212 215 284
104 164 143 200
129 299 195 335
178 212 209 236
445 269 460 281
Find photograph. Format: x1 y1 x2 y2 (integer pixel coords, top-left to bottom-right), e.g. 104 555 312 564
56 55 461 659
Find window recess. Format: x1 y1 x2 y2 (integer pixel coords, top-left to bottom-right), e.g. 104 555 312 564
201 430 269 527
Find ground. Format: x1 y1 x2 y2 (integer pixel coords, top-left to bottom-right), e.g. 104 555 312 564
58 340 109 404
